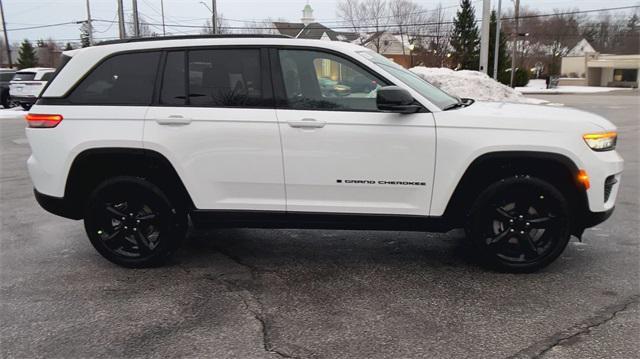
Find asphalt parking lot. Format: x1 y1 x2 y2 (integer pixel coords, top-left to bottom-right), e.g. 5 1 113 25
1 92 638 359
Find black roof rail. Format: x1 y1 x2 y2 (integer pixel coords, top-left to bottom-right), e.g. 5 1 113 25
96 34 291 46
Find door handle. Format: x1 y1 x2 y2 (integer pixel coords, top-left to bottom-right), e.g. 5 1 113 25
155 115 192 125
288 118 326 128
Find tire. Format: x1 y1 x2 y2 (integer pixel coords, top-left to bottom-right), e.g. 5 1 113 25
84 176 187 268
465 175 572 273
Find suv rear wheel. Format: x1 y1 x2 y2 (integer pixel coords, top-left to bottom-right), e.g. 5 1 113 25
466 175 572 273
84 176 187 267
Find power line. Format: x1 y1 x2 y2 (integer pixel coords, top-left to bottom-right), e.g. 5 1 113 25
6 4 639 33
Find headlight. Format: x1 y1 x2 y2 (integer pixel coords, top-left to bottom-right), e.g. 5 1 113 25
583 131 617 151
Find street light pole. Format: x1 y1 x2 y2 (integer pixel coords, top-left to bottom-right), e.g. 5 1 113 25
509 0 520 87
493 0 502 80
200 1 217 34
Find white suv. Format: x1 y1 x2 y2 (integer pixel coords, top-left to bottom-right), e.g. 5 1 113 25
25 35 623 272
9 67 56 109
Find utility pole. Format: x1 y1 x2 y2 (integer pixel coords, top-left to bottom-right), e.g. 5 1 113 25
85 0 93 46
211 0 217 35
160 0 166 36
478 0 491 73
117 0 126 39
493 0 502 80
0 0 11 68
509 0 520 87
132 0 140 37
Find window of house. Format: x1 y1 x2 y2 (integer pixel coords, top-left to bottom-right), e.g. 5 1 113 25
278 49 385 111
613 69 638 82
68 52 160 105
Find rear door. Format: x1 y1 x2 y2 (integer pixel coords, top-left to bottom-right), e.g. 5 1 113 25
144 48 285 211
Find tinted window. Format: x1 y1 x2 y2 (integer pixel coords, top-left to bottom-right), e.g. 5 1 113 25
0 73 15 81
69 52 160 105
185 49 263 107
160 51 186 105
278 50 386 111
13 72 35 81
40 72 54 81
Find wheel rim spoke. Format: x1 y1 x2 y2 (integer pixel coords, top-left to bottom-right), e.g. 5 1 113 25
134 231 153 256
488 228 512 245
495 207 514 221
105 204 127 219
528 215 555 229
103 230 126 250
136 213 157 221
518 233 539 259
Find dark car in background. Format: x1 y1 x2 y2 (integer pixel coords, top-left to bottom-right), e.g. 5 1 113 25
0 69 17 108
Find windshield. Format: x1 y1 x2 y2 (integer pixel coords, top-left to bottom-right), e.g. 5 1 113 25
358 51 459 110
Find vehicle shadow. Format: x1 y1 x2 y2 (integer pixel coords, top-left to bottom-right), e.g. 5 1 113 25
173 227 481 273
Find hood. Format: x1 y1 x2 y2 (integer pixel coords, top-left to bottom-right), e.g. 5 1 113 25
440 101 616 133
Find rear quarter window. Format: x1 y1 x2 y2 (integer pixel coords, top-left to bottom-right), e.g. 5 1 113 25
68 51 160 105
40 72 54 81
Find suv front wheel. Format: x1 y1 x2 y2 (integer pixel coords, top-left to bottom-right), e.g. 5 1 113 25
466 175 572 273
84 176 187 267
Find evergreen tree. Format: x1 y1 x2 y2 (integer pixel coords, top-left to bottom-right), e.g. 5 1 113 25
627 14 639 32
64 43 73 51
450 0 480 70
16 39 38 69
487 10 510 80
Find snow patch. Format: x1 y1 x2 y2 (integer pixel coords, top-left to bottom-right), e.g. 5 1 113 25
409 67 545 104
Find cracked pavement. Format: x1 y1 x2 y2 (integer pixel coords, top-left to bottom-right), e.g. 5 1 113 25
1 91 639 358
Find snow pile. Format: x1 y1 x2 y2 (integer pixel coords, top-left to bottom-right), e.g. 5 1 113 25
410 67 543 104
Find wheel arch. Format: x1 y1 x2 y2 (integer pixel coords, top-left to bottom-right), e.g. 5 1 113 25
443 151 589 232
64 147 195 219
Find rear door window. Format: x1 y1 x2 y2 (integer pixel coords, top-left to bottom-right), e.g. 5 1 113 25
160 48 264 107
12 72 35 81
68 51 160 105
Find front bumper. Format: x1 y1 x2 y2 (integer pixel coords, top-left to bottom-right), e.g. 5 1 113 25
34 189 82 220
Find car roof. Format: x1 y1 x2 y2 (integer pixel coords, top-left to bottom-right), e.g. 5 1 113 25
70 36 368 57
16 67 56 73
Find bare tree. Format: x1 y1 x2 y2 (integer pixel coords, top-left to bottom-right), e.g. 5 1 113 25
201 14 229 34
128 14 156 37
337 0 390 52
424 2 451 66
240 18 288 35
390 0 424 56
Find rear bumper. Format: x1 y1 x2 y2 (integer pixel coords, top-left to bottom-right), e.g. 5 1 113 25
34 189 81 220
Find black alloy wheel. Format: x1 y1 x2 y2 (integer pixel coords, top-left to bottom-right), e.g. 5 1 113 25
466 176 572 272
84 176 186 267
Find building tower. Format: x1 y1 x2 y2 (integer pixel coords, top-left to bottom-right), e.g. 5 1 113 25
301 2 314 26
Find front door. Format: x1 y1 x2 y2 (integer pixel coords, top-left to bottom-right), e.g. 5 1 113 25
144 48 285 211
274 49 436 216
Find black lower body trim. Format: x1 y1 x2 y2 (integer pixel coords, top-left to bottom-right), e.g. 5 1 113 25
582 207 615 229
34 189 82 220
11 96 37 104
190 209 452 232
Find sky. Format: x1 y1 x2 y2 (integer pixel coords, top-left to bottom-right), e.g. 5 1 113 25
1 0 638 45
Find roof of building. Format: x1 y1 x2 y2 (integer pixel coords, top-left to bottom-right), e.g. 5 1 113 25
273 21 359 42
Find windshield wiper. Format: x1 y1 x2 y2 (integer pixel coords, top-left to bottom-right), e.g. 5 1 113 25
443 97 474 111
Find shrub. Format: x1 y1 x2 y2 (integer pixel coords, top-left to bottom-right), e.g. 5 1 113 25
498 68 529 87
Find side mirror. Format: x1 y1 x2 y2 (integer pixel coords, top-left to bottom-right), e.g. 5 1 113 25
376 86 421 114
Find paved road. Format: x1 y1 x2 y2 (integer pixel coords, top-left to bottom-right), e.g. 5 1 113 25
1 93 638 358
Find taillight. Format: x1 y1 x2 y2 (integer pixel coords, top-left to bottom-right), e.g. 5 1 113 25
25 113 63 128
